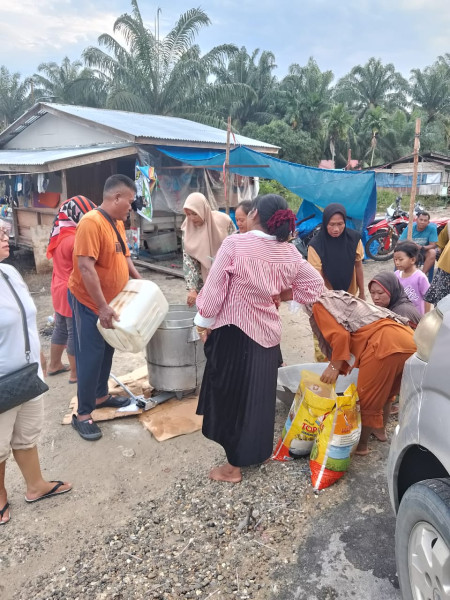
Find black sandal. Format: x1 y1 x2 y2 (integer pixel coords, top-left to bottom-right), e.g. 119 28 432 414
72 415 102 441
0 502 10 525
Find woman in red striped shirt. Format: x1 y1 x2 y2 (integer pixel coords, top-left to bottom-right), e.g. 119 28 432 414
194 194 324 483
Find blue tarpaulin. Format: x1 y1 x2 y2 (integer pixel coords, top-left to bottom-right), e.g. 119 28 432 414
157 145 377 229
375 172 427 188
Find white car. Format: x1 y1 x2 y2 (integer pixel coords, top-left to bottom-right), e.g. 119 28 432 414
387 294 450 600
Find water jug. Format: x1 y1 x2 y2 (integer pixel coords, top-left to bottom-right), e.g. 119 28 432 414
97 279 169 353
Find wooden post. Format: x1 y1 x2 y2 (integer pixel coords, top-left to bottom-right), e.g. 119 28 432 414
407 118 421 240
224 116 231 214
60 169 68 204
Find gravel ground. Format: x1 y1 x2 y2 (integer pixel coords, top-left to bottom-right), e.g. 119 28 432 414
6 404 322 600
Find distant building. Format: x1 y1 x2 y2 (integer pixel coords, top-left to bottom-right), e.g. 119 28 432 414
371 152 450 196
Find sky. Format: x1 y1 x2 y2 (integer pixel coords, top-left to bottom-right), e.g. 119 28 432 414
1 0 449 82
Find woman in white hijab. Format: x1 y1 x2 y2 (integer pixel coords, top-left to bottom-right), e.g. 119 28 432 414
181 193 235 306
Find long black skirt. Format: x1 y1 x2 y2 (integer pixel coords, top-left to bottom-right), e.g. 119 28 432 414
197 325 280 467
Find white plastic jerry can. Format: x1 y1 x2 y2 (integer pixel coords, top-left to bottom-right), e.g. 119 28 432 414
97 279 169 353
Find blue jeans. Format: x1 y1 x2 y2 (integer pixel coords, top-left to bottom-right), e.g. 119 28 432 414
68 292 114 416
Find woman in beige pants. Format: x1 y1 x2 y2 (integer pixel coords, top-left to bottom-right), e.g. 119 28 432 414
0 220 72 525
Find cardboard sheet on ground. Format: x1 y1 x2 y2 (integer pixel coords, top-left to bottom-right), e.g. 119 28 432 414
61 366 203 441
138 396 203 441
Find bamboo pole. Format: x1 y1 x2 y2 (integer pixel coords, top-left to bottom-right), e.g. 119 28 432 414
407 118 421 240
224 116 231 214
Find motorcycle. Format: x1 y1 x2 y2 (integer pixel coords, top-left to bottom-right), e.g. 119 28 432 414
292 214 321 258
365 197 428 261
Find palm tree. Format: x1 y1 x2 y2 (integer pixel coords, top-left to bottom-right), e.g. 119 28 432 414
410 63 450 124
280 58 334 136
361 106 389 166
212 47 279 128
32 57 105 106
335 57 409 117
82 1 244 125
0 67 32 129
324 103 353 165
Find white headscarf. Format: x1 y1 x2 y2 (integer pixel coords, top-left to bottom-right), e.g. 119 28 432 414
181 193 233 281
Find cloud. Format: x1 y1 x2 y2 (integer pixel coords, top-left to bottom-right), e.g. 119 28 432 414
1 0 450 80
1 0 117 60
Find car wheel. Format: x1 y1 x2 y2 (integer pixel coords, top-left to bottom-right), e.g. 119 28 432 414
395 478 450 600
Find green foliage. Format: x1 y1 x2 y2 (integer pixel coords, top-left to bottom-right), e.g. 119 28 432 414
242 120 321 166
375 190 445 213
280 57 333 136
32 57 105 107
0 66 32 128
375 189 399 211
82 0 244 125
410 61 450 124
334 57 409 116
258 179 302 211
212 47 279 129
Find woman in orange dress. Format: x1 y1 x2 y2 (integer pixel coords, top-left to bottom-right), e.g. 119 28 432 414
306 290 416 455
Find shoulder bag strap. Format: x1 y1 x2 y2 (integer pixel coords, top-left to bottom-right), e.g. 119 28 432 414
95 208 127 255
0 269 31 363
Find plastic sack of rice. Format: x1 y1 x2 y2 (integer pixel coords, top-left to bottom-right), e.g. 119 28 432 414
272 370 336 461
309 384 361 490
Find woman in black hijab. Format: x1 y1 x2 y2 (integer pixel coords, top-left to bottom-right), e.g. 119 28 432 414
308 203 365 298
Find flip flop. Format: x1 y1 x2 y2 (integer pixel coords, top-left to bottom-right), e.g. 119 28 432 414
48 366 70 376
95 395 131 409
69 379 77 384
25 481 72 503
0 502 10 525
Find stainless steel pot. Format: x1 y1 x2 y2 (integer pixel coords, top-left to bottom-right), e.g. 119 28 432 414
146 304 206 396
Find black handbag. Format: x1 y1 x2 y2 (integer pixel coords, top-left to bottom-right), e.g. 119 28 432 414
0 270 49 414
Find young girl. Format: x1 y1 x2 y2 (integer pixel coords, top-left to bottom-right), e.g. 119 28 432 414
394 241 430 315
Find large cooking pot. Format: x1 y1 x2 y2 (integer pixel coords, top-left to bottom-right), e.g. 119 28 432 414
146 305 206 397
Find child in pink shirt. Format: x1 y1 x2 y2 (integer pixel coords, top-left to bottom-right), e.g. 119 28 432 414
394 241 430 315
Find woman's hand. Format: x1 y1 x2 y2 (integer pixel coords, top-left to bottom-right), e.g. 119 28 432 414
187 289 198 307
197 328 211 343
320 363 340 385
280 288 293 302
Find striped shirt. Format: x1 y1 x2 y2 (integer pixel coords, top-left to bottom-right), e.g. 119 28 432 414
195 230 325 347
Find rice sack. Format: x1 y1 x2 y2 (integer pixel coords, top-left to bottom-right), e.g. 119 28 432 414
310 384 361 490
272 371 336 461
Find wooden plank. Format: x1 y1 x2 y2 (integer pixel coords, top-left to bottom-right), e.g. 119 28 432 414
133 259 184 278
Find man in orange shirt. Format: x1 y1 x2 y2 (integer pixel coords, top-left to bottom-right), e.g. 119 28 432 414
68 175 142 441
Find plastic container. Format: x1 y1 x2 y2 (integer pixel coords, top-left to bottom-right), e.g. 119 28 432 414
97 279 169 353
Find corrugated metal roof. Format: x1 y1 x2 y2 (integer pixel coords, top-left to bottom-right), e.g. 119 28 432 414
0 144 134 167
42 103 279 150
